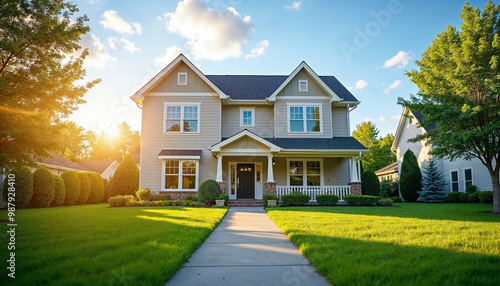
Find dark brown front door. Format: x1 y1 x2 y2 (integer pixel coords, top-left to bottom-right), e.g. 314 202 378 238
237 164 255 199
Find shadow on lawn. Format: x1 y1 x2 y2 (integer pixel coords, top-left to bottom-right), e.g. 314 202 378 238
290 232 500 286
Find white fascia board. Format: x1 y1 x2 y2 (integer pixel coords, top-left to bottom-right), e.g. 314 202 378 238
101 160 119 175
391 108 410 151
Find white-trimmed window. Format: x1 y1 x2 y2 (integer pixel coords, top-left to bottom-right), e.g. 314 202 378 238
464 168 473 188
288 159 322 187
164 103 200 133
288 104 322 133
299 80 308 92
178 72 187 85
450 170 459 192
163 160 198 190
240 107 255 127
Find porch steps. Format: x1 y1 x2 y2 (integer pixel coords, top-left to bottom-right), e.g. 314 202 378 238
228 200 264 207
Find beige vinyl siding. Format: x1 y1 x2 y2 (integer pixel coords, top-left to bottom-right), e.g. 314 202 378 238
140 95 221 192
277 69 323 97
331 106 349 137
149 62 213 93
221 105 274 138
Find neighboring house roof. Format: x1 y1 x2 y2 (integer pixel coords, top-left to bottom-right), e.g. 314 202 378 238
375 162 398 176
37 153 89 172
132 154 140 165
411 111 437 132
80 160 118 174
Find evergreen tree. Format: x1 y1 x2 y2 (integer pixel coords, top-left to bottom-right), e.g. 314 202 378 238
418 159 447 202
109 154 139 197
400 149 422 202
362 170 380 196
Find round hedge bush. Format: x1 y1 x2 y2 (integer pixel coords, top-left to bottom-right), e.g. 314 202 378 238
76 172 91 205
61 170 80 206
109 154 139 197
362 170 380 196
87 172 104 204
50 175 66 207
198 180 221 204
30 167 55 208
2 166 33 209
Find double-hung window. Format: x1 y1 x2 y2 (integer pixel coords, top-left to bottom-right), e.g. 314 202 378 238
288 159 322 187
288 104 322 133
450 170 459 192
164 160 198 190
464 168 473 188
240 107 255 127
164 103 200 133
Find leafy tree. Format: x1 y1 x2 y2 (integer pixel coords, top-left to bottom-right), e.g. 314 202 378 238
54 121 97 163
400 1 500 213
418 159 447 203
50 174 66 207
2 166 33 208
30 167 55 208
399 150 422 202
352 121 379 148
86 172 104 204
109 154 139 197
352 121 396 171
75 172 90 205
0 0 99 168
361 170 380 196
61 170 80 206
91 122 140 161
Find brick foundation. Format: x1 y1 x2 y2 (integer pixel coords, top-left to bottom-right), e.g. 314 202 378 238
159 191 197 200
264 181 277 195
217 181 227 194
348 182 362 195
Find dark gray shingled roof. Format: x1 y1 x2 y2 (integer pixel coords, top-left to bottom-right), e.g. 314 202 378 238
219 136 367 151
205 75 358 102
411 111 436 132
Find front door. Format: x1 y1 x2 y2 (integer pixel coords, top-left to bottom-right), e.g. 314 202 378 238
237 164 255 199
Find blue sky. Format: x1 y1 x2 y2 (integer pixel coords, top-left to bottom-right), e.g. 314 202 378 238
69 0 490 137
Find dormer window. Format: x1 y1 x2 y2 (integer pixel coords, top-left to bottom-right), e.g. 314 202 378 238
299 80 308 92
178 72 187 85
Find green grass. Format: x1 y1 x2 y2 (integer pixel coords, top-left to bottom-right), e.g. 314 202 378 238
0 204 226 286
267 203 500 286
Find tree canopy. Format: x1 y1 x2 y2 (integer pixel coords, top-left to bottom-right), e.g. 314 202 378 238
399 1 500 213
352 121 396 171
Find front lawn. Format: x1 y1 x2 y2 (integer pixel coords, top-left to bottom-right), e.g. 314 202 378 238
267 203 500 286
0 204 226 285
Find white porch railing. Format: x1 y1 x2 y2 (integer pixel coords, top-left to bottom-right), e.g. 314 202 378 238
276 185 351 202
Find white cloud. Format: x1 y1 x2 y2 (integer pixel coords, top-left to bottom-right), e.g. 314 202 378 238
383 51 411 68
153 45 189 67
107 37 118 50
379 115 401 122
384 80 402 94
347 79 369 91
120 38 141 53
79 34 116 68
245 40 269 59
100 10 142 34
162 0 254 60
285 1 302 10
156 16 163 21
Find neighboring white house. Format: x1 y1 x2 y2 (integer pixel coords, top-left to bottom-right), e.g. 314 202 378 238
80 160 119 179
392 108 495 193
375 162 398 182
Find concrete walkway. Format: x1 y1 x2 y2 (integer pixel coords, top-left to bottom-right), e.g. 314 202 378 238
166 207 330 286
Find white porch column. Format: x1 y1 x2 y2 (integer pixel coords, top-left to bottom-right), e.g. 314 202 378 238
358 152 362 181
216 154 223 182
267 154 274 182
351 157 360 182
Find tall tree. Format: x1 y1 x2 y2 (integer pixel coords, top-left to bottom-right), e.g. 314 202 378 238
91 122 140 161
0 0 99 168
400 149 422 202
54 121 97 163
400 1 500 213
352 121 379 148
352 121 396 171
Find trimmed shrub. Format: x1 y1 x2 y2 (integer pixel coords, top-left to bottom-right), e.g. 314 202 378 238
75 172 91 205
418 159 447 202
30 167 55 208
192 201 204 207
262 194 279 206
108 195 135 207
217 194 229 206
281 193 310 206
198 180 221 204
61 170 80 206
390 197 402 203
172 200 182 206
87 172 104 204
468 192 480 203
399 149 422 202
50 175 66 207
344 195 378 206
316 194 340 206
380 180 398 198
479 191 493 204
459 192 469 203
151 194 171 201
362 170 380 196
377 198 393 206
466 185 477 194
136 188 151 201
2 166 33 208
183 193 197 201
125 199 144 207
109 154 140 197
102 178 110 203
447 192 462 203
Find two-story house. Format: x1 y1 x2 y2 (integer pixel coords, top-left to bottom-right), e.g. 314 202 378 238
131 54 367 201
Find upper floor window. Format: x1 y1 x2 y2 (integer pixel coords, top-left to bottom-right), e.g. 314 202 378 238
288 104 322 133
164 103 200 133
464 168 473 188
178 72 187 85
240 107 255 127
299 80 308 92
450 170 459 192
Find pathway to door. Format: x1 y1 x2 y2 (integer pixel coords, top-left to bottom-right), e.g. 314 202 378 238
165 207 330 286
